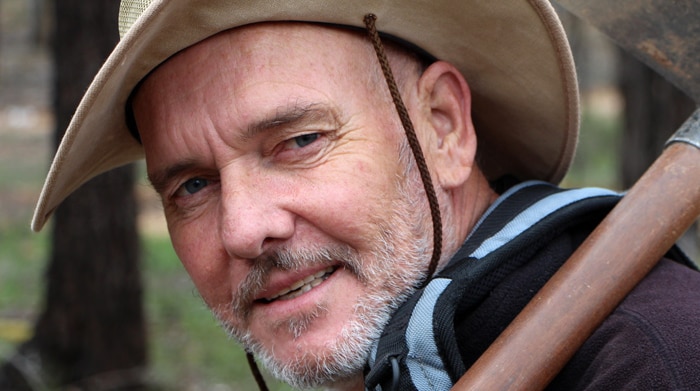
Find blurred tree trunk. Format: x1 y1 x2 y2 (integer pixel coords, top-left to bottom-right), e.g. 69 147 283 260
0 0 147 390
31 0 53 48
618 49 699 263
618 49 696 187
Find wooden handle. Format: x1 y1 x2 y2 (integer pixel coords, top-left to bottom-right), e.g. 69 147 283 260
452 140 700 390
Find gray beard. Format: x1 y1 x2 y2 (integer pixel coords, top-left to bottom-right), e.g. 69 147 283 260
217 232 429 389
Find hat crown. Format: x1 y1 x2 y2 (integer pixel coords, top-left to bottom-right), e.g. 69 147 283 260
119 0 154 38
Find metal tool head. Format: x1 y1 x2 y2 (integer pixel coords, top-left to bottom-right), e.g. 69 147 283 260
557 0 700 103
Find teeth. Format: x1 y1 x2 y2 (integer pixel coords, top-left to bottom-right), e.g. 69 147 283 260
266 266 334 302
276 287 291 297
290 279 305 291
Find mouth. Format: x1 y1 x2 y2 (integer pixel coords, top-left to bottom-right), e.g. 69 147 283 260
261 266 337 303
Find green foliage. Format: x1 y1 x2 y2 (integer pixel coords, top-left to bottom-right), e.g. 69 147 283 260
562 109 622 190
0 227 46 311
0 227 46 361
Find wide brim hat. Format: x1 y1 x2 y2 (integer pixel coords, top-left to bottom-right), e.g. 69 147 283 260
32 0 579 231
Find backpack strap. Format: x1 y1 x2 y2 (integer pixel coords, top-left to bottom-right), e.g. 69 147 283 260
365 181 621 391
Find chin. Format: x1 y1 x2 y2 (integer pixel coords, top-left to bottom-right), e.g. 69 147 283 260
240 305 381 390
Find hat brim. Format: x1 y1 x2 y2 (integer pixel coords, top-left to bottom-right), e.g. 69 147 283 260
32 0 578 231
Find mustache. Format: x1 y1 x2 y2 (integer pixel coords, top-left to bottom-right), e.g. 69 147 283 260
232 244 360 320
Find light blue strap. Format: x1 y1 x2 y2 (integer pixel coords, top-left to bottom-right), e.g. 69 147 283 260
405 278 453 389
470 186 619 259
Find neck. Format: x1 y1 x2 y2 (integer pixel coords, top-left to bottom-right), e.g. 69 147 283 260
438 167 498 270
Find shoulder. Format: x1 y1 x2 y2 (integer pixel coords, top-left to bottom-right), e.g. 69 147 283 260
550 259 700 390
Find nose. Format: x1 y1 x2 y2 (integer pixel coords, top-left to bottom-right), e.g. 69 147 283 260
218 168 295 260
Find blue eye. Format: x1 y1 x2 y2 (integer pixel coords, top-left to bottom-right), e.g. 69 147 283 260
293 133 319 148
181 178 208 195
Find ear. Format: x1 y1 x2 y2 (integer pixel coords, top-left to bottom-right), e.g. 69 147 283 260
416 61 477 189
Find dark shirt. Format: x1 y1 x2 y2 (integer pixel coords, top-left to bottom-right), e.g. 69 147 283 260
551 258 700 390
453 214 700 390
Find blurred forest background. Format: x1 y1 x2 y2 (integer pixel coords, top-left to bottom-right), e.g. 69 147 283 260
0 0 697 390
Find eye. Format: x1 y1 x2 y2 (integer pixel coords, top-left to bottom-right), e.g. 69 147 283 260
176 177 209 196
288 133 319 149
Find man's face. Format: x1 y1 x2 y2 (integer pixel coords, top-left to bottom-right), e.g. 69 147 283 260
133 23 433 388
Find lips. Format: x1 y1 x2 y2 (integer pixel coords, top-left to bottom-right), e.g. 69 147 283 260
263 266 336 302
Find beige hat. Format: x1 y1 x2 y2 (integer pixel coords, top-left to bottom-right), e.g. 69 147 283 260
31 0 578 231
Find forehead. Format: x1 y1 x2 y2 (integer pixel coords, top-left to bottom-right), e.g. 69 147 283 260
143 22 374 90
133 22 383 134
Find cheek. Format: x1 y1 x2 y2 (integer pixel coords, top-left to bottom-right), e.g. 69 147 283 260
302 159 399 244
167 214 235 306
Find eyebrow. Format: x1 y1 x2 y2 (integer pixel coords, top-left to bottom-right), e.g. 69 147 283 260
148 160 198 196
148 103 341 195
241 102 340 141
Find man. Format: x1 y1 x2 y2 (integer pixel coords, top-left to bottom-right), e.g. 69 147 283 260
32 1 700 390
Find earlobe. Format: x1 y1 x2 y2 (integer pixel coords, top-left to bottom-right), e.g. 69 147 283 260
418 61 477 189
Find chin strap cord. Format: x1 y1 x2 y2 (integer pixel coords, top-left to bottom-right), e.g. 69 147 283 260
364 13 443 283
247 351 269 391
